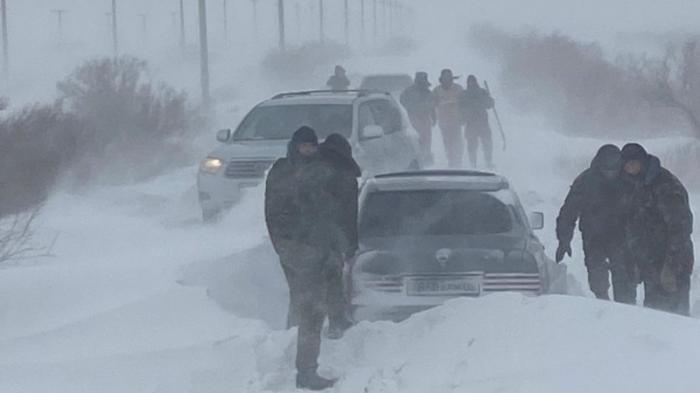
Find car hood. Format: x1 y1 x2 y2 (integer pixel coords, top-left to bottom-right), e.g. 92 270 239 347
207 140 289 161
356 234 536 275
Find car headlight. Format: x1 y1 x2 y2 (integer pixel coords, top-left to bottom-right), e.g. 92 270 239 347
200 157 224 173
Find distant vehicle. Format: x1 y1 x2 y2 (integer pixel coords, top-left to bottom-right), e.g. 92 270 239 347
359 74 413 97
197 90 422 220
349 170 567 322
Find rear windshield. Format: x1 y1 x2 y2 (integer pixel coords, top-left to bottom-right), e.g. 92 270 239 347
360 76 413 93
360 190 513 237
233 104 353 141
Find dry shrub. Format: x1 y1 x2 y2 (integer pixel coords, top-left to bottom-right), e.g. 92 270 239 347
0 105 83 216
469 25 692 137
57 56 194 184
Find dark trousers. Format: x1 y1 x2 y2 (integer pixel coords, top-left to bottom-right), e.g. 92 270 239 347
583 238 637 304
324 253 348 328
641 266 691 316
465 125 493 168
277 241 328 373
408 113 433 162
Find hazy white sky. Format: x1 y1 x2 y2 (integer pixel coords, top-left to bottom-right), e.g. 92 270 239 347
3 0 700 104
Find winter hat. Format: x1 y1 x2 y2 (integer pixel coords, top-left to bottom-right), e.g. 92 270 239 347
322 133 361 176
439 69 458 84
415 72 430 86
621 143 649 163
291 126 319 145
592 144 621 171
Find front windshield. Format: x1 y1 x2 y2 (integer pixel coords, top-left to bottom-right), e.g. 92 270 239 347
233 104 353 141
360 190 514 238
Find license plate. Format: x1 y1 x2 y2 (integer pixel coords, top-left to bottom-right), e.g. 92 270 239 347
406 277 481 296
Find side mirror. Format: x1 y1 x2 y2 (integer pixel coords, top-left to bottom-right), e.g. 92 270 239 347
216 128 232 143
529 212 544 230
361 125 384 140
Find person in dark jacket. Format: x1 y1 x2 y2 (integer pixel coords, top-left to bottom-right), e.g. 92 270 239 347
326 65 351 91
556 144 637 303
400 72 436 164
620 143 694 316
318 134 361 339
460 75 495 168
264 126 336 390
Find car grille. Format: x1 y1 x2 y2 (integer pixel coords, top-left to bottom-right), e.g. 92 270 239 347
482 273 541 294
224 159 274 179
359 272 541 295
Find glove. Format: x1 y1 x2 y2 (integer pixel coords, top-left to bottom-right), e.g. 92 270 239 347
660 263 678 293
555 242 572 263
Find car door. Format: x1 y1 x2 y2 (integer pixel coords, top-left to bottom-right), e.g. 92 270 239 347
368 99 415 171
355 100 389 175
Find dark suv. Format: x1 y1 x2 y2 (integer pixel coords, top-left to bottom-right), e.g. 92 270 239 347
349 170 567 321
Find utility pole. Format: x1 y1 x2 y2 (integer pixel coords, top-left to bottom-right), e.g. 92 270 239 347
360 0 365 48
251 0 259 42
51 9 67 45
372 0 377 45
179 0 185 54
318 0 324 43
295 2 301 43
222 0 229 45
382 0 387 37
278 0 285 51
1 0 7 81
343 0 349 46
111 0 118 56
198 0 211 111
139 13 148 44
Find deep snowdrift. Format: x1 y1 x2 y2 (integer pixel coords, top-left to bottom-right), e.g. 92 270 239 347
1 116 699 392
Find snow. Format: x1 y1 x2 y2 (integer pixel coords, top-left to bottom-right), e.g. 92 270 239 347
3 14 700 390
1 126 699 393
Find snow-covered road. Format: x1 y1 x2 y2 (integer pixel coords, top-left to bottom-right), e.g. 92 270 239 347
1 123 700 392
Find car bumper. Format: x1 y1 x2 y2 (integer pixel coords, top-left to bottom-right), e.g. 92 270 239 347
196 171 264 212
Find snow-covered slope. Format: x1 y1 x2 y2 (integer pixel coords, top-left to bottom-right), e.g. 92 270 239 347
1 129 699 392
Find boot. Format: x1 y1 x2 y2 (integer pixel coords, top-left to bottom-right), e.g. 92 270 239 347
296 370 336 391
326 317 353 340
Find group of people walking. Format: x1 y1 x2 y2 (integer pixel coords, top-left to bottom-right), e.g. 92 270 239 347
400 69 496 168
265 127 359 390
557 143 694 316
267 71 695 391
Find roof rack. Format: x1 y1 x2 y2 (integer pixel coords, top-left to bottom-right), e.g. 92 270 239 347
375 170 497 179
271 89 391 100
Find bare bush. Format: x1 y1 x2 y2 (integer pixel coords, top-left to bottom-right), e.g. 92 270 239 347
0 208 52 264
469 26 689 137
0 104 84 216
57 56 194 184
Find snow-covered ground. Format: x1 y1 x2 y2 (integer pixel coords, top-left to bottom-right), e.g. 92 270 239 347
2 116 700 392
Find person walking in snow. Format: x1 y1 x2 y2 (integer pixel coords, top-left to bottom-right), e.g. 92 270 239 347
326 65 351 91
264 126 337 390
460 75 495 168
400 72 436 164
556 144 637 303
432 69 464 167
317 134 361 340
619 143 694 316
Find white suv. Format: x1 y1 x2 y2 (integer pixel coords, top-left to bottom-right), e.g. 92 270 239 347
197 90 422 220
